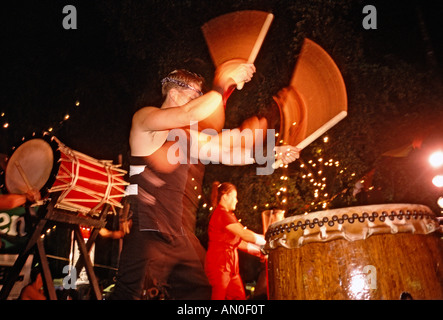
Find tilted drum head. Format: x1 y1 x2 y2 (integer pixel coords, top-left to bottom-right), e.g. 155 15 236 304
5 138 55 194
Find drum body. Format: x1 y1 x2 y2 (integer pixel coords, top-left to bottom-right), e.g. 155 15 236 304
265 204 443 300
4 136 128 215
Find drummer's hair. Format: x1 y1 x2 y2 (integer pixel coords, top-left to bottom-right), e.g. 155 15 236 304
161 69 206 97
211 181 236 208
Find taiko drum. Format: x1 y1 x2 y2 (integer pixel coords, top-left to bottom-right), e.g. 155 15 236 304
4 135 128 215
265 204 443 300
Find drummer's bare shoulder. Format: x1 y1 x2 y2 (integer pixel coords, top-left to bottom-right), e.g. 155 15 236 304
131 106 163 131
129 106 169 156
132 104 191 132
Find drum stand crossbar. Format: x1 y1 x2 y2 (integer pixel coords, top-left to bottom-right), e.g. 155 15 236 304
0 193 109 300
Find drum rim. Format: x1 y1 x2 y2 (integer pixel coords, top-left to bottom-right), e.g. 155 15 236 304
267 203 435 227
1 133 61 198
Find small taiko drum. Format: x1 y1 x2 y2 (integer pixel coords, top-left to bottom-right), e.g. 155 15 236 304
3 135 128 215
265 204 443 300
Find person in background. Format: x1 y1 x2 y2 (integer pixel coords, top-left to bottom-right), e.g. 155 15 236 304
0 153 41 211
19 268 46 300
205 181 266 300
0 190 40 211
0 187 40 250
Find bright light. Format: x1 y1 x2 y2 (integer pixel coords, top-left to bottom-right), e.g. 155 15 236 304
432 175 443 187
429 151 443 168
437 197 443 209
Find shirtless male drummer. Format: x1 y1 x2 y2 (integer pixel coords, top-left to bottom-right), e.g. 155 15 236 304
111 60 299 300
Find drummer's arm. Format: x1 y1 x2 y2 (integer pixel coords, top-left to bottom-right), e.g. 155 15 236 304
191 130 255 165
191 130 300 166
133 92 223 131
0 189 41 210
0 194 27 210
238 241 263 258
226 223 266 245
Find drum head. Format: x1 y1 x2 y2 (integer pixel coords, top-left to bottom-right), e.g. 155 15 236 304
5 138 56 194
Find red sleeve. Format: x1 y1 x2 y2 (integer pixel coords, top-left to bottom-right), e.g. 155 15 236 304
208 207 241 247
218 210 238 227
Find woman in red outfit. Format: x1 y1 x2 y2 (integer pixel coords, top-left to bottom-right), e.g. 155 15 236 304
205 181 266 300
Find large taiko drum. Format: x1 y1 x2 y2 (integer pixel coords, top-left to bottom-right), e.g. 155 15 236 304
3 135 128 215
265 204 443 300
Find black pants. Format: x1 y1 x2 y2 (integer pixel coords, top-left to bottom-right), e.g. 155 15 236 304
110 222 211 300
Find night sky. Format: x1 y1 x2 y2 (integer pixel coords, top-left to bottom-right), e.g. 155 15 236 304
1 0 443 210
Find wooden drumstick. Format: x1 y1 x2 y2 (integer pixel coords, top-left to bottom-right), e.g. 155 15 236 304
14 161 33 192
237 13 274 90
272 111 347 169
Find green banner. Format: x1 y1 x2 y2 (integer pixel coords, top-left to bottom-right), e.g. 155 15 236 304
0 194 29 253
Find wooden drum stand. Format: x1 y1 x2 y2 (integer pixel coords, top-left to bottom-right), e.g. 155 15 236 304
0 194 109 300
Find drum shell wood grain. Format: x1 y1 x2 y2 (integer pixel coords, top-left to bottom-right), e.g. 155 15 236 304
267 232 443 300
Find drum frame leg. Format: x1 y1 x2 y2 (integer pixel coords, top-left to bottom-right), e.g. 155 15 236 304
36 234 58 300
0 195 108 300
73 225 102 300
73 204 109 277
0 214 49 299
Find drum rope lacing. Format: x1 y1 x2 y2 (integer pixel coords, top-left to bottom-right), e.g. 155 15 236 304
265 209 437 241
